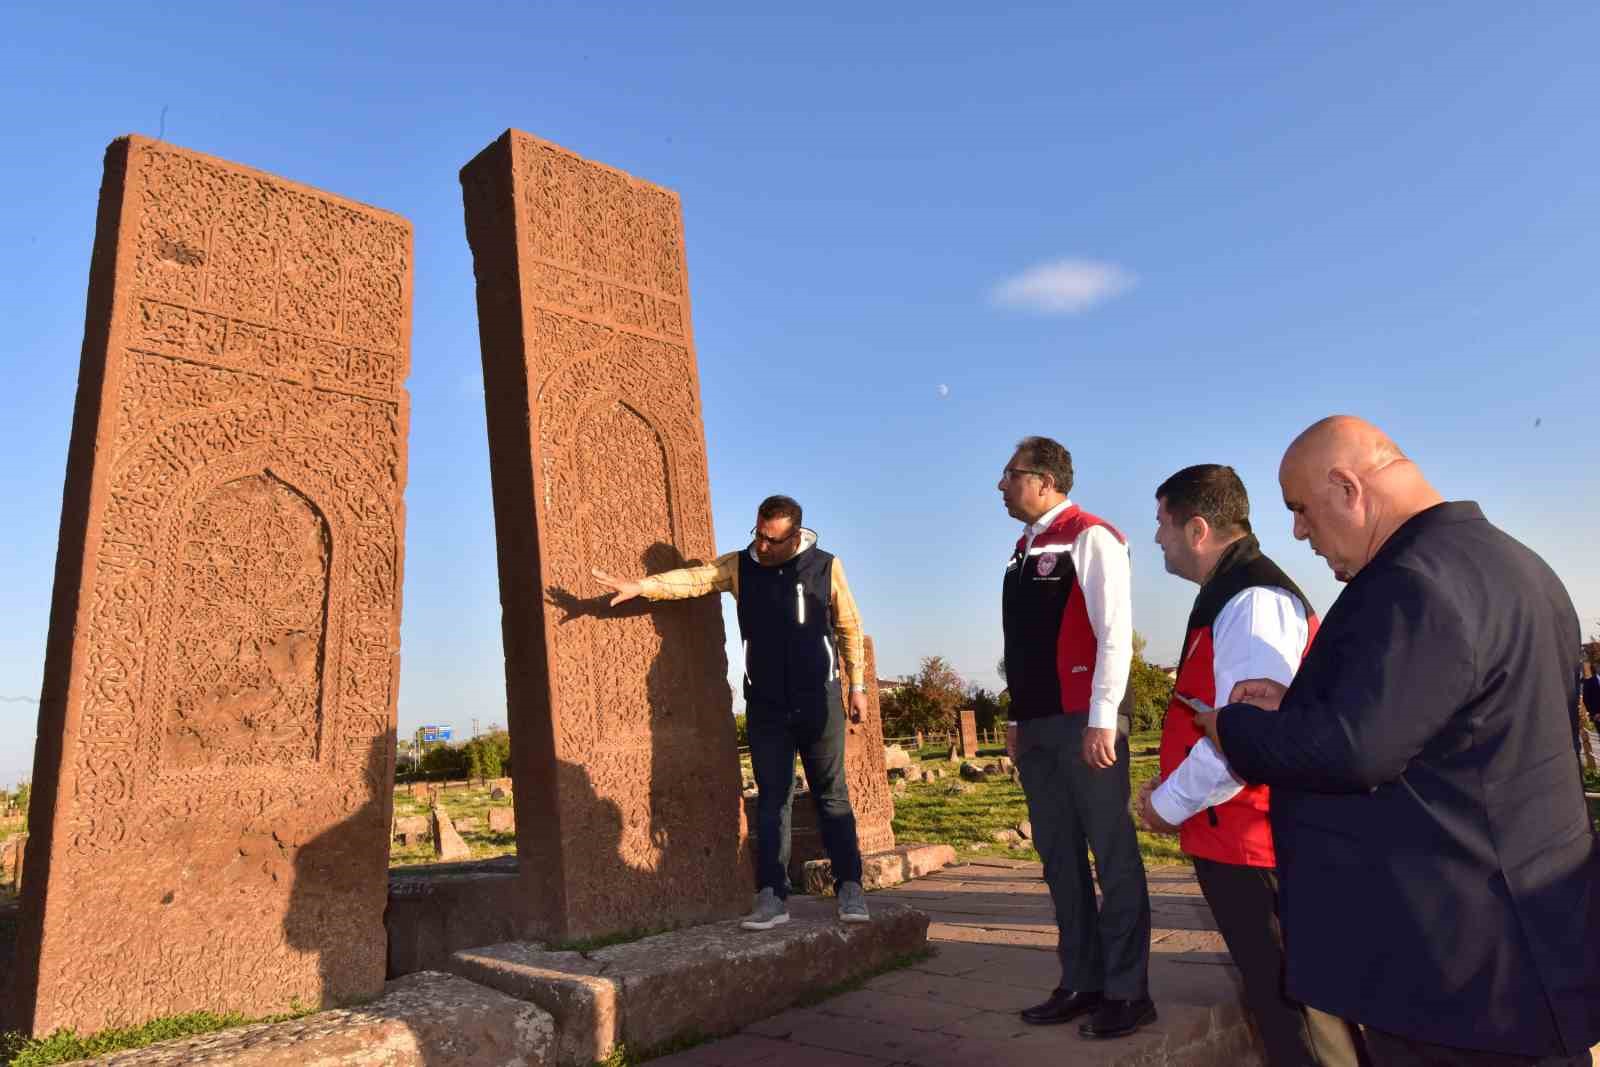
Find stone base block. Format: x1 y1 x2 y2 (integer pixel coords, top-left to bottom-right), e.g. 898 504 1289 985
447 899 930 1066
802 843 957 897
386 856 535 977
79 972 552 1065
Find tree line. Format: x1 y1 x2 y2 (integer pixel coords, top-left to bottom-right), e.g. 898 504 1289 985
879 634 1176 740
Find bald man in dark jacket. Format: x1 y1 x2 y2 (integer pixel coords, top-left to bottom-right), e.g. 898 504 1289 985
1199 417 1599 1065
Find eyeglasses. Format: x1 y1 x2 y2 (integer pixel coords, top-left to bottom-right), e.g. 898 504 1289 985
1001 467 1046 482
751 526 799 548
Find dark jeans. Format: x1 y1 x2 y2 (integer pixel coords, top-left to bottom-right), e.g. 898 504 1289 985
1363 1029 1592 1066
1015 714 1151 1001
747 685 862 898
1192 858 1367 1067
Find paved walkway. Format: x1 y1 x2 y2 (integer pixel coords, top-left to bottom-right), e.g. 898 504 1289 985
655 859 1261 1066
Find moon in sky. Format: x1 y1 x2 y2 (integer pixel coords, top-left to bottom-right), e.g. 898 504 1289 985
936 383 950 398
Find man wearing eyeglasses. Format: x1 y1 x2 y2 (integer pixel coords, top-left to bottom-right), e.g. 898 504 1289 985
592 494 871 931
998 436 1154 1041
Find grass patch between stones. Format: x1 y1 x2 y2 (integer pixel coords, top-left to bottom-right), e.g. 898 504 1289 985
0 1003 315 1067
893 729 1188 867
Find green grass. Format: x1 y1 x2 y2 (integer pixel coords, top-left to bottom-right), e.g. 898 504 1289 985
0 1004 315 1067
388 784 517 868
892 729 1188 867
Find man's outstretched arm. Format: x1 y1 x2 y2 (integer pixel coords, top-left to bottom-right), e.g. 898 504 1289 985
592 552 739 606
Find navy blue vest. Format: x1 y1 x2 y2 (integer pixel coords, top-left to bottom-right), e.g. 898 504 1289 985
737 539 838 710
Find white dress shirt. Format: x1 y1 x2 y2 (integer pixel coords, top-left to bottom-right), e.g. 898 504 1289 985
1020 498 1134 731
1150 585 1308 827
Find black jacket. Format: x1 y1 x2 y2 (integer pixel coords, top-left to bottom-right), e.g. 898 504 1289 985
1217 502 1599 1057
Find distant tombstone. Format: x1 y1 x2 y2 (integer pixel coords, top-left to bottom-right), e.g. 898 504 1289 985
431 807 472 863
488 807 515 833
410 782 431 800
393 815 429 841
914 731 924 749
490 787 509 801
957 709 980 758
12 137 410 1037
461 130 747 940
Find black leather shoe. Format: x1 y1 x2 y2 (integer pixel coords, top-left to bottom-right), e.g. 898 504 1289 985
1020 988 1103 1025
1079 997 1157 1039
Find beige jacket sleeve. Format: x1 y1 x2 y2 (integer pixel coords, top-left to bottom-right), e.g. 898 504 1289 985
830 558 866 690
637 551 740 601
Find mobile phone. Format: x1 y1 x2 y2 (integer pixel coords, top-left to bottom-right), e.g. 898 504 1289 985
1176 693 1214 715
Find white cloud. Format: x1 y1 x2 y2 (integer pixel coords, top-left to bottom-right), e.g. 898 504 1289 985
989 258 1136 315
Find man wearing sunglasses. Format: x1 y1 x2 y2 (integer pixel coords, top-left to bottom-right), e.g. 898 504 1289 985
998 436 1153 1041
592 494 871 932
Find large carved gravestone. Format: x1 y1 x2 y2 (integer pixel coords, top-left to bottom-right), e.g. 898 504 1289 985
10 137 409 1035
460 130 747 940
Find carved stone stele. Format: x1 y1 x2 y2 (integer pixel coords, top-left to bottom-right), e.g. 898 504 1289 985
460 130 747 941
9 137 410 1036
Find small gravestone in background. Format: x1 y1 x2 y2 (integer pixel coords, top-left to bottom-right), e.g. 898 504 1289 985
432 806 472 863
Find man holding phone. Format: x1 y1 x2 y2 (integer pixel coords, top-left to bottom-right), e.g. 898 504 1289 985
1138 465 1364 1066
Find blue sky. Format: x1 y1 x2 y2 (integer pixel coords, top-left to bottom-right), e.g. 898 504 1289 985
1 3 1596 788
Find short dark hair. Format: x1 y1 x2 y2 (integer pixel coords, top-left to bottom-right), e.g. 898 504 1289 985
757 494 803 528
1155 464 1252 536
1014 436 1074 496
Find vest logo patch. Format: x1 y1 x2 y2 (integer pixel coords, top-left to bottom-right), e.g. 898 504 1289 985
1071 665 1088 673
1035 553 1058 576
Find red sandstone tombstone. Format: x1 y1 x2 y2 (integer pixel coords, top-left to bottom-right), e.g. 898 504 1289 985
460 130 747 940
10 137 409 1036
957 708 980 758
844 637 895 854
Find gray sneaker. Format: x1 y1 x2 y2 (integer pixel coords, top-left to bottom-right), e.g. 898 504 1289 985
838 880 870 923
740 887 790 931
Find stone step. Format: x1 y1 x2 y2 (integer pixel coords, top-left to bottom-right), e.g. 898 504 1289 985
446 899 930 1066
79 972 552 1066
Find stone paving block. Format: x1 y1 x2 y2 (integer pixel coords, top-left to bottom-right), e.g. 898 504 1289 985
649 1032 893 1067
863 967 1042 1013
81 972 551 1066
814 987 983 1031
752 1012 955 1064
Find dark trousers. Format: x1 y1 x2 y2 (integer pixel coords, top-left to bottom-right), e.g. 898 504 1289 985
1193 857 1367 1067
747 685 862 898
1363 1029 1592 1066
1015 714 1151 1001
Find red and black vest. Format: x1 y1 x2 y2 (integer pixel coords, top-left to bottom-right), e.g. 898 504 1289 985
1158 536 1317 867
1003 505 1127 721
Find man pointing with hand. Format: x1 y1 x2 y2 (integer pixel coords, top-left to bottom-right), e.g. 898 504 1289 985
592 494 872 932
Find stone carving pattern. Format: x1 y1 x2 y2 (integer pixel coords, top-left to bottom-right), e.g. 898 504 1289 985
31 140 407 1034
471 133 741 931
846 637 896 855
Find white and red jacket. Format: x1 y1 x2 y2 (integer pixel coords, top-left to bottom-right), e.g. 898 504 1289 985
1003 501 1133 728
1154 536 1316 867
